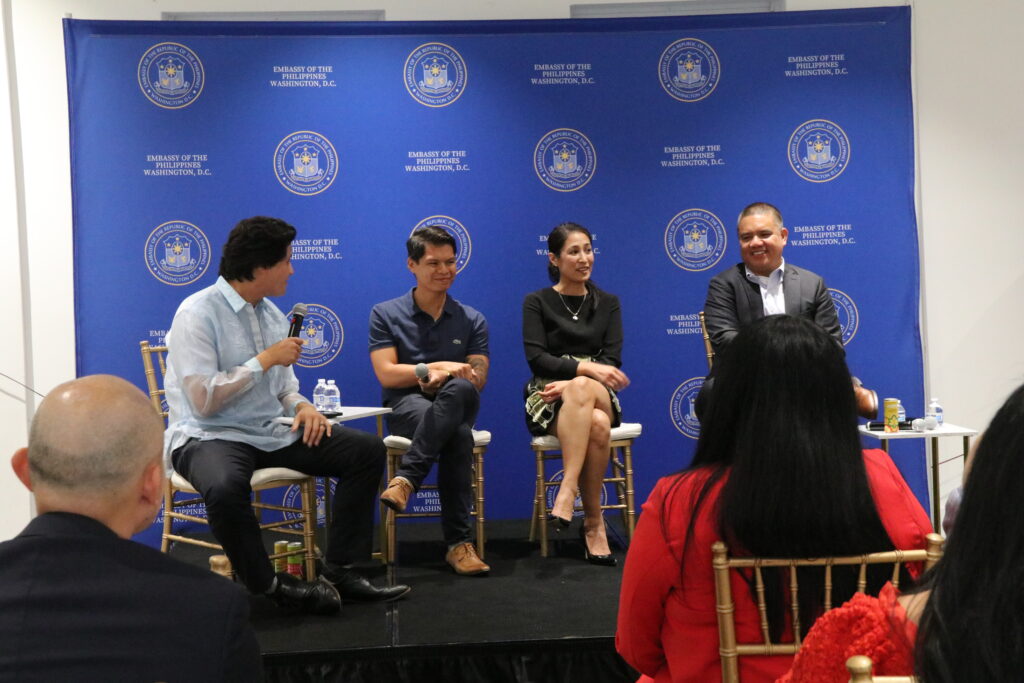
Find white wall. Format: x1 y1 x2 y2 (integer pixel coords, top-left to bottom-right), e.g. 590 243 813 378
3 0 1021 538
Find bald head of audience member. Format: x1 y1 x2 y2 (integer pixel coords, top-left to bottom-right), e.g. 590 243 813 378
10 374 166 539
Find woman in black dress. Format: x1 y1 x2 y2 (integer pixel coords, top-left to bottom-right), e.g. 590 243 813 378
522 223 629 564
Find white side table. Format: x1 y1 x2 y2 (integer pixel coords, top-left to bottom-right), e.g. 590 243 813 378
859 422 977 531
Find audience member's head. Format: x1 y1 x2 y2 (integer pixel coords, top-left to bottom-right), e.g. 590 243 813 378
11 374 166 538
914 382 1024 681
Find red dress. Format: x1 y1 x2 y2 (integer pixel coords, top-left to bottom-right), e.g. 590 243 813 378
777 582 916 682
616 449 931 683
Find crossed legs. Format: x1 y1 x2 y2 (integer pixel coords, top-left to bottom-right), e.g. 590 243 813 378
550 376 613 556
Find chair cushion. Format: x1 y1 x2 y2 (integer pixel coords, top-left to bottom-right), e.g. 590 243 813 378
531 422 642 448
170 467 310 492
385 429 491 450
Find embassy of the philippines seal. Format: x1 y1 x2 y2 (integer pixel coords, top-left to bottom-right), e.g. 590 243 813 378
144 221 211 286
533 128 597 192
664 208 727 272
274 131 338 196
282 478 337 528
829 288 859 346
658 38 720 102
670 377 705 439
296 303 344 368
411 216 472 273
404 43 467 107
788 119 851 182
137 42 204 109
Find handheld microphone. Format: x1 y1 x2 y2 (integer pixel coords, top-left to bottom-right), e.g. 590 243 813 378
287 303 307 338
865 416 938 432
415 363 430 383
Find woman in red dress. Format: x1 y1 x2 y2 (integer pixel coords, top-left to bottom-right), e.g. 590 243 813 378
616 315 932 682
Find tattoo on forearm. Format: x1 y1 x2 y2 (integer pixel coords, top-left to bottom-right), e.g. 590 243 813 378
468 357 488 385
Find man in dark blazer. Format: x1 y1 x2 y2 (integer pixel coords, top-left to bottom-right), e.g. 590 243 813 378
0 374 262 682
703 201 841 356
701 202 876 418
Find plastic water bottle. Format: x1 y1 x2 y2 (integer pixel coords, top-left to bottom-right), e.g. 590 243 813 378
325 380 341 412
312 379 327 412
926 397 944 426
896 400 906 423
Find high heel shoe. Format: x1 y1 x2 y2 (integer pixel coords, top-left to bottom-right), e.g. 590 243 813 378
579 525 617 567
547 513 572 534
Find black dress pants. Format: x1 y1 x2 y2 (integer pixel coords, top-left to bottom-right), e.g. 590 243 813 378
386 378 479 546
171 426 385 593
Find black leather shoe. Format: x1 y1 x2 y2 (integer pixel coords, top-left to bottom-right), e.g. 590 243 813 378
547 513 573 534
579 526 617 567
320 564 411 602
268 572 341 615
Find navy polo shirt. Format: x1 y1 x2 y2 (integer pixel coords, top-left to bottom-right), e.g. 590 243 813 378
369 288 489 405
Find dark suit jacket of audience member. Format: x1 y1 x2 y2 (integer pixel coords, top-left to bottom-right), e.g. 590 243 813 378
0 511 262 683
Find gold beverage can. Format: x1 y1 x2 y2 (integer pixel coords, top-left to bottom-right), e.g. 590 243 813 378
273 540 288 573
884 398 900 433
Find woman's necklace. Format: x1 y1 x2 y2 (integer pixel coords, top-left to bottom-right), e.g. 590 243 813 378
557 290 587 321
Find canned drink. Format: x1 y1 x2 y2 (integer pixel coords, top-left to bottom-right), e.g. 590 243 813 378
287 541 304 577
884 398 900 433
273 540 288 573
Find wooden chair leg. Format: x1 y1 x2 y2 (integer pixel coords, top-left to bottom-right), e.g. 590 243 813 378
161 481 174 553
474 450 486 560
535 449 549 557
301 478 316 581
622 442 636 539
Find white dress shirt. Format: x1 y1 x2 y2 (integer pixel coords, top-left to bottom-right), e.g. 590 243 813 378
745 259 786 316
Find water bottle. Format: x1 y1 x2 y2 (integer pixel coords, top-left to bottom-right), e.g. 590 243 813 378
312 379 327 412
325 380 341 412
896 400 906 423
926 397 944 426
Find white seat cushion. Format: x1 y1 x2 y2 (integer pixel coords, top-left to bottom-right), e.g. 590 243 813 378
385 429 491 450
531 422 642 449
171 467 310 493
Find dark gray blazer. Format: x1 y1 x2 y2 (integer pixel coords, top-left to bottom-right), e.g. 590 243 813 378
0 512 262 683
703 262 842 355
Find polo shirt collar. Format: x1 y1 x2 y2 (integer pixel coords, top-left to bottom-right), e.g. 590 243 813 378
407 287 454 319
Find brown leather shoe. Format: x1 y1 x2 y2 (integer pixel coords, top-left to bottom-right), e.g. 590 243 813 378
380 476 414 513
852 381 879 420
445 542 490 576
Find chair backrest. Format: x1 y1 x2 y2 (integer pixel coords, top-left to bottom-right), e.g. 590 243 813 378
846 655 917 682
698 310 714 370
713 532 944 683
139 341 169 425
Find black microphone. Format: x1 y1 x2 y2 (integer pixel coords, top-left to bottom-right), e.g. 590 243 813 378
287 303 307 338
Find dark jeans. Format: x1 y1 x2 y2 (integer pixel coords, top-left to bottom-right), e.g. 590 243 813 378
171 426 385 594
387 378 479 546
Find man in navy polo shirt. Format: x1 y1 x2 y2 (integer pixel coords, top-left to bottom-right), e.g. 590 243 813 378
369 226 490 575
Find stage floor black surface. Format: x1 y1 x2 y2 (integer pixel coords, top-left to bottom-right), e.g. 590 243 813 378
170 519 638 683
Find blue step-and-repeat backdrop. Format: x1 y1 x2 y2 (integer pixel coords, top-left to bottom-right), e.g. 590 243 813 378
65 7 923 547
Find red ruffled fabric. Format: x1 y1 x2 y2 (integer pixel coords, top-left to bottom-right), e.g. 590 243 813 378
777 583 916 682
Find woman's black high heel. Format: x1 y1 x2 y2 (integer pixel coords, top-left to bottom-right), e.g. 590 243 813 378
547 513 572 534
579 525 617 566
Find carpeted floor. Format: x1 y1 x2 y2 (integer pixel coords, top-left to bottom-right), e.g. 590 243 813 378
169 519 638 682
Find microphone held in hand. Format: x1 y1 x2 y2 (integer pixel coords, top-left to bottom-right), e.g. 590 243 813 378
415 363 430 383
287 303 308 338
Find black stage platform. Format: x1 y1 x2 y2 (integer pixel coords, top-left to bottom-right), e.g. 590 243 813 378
169 519 639 683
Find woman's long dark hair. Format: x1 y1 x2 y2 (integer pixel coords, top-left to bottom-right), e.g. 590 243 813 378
911 383 1024 681
547 222 600 312
673 315 898 637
